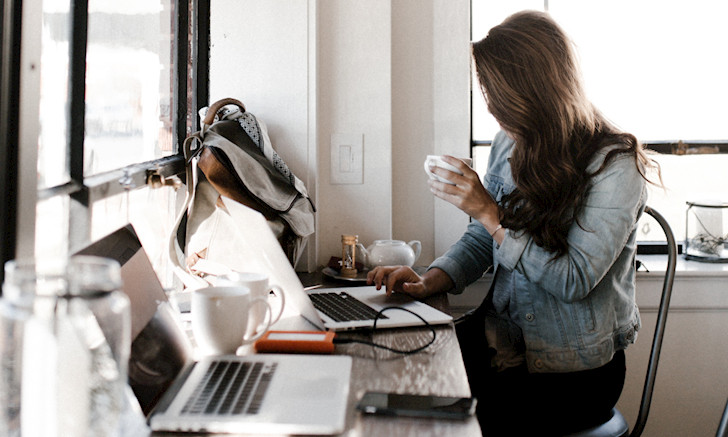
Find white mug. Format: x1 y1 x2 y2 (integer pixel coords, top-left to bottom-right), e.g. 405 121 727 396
191 286 272 355
424 155 473 185
217 272 286 333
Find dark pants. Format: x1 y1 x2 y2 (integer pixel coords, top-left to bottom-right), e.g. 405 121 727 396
456 311 626 436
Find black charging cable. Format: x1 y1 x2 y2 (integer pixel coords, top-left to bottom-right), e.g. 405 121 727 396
332 306 437 355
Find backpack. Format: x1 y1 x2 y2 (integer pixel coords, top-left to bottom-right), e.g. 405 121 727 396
169 98 315 286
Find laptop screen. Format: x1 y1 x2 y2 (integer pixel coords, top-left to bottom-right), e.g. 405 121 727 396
75 225 193 415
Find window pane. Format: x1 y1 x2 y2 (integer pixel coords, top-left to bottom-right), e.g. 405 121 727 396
640 154 728 243
85 0 175 176
36 196 70 258
39 0 72 189
549 0 728 142
472 1 728 142
90 184 179 288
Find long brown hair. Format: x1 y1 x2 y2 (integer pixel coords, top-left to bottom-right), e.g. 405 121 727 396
472 10 656 257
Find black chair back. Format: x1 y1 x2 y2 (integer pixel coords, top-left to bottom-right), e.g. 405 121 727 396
630 206 677 437
717 397 728 437
565 206 676 437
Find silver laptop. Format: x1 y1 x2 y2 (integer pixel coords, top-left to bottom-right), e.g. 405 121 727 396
211 197 453 332
77 225 352 435
306 285 453 331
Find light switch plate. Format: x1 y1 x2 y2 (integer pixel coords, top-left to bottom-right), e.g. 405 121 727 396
330 133 363 184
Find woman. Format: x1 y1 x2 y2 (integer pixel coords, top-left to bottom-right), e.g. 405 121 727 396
367 10 658 436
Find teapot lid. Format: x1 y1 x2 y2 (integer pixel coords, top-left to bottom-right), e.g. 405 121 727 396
372 239 405 245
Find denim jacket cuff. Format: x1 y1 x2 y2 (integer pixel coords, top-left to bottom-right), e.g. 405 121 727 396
427 257 466 295
494 229 528 271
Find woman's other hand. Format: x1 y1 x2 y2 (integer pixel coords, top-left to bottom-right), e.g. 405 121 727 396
366 266 428 298
366 266 454 299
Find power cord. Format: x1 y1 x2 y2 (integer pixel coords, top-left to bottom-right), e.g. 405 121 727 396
332 306 437 355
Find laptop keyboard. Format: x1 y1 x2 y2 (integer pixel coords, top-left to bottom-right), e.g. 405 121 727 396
181 360 277 416
309 291 389 322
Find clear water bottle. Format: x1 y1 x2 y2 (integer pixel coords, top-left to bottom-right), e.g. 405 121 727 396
0 256 131 437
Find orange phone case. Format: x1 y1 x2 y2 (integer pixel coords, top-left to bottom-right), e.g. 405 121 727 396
254 330 336 354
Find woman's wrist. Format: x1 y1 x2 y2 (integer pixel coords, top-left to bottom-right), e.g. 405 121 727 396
489 223 503 237
421 267 454 296
473 203 502 237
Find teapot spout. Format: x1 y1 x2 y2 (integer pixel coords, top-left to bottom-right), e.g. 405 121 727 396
355 243 369 268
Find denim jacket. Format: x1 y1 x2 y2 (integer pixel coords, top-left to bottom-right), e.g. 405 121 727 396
431 131 646 373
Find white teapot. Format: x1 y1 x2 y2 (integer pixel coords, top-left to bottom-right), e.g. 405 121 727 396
357 239 422 268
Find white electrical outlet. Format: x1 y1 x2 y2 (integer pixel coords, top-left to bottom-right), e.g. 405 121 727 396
330 133 363 184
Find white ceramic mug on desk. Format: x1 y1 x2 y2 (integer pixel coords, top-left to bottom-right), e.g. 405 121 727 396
191 285 272 355
424 155 473 185
217 272 285 333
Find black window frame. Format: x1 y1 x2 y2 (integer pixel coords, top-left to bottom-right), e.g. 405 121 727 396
0 0 23 285
0 0 210 286
472 140 728 155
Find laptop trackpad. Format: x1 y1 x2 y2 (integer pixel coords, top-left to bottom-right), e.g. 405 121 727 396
369 292 416 306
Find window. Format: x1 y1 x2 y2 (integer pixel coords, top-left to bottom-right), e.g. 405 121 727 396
19 0 209 286
471 0 728 245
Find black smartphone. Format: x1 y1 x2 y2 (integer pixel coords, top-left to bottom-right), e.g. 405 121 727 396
356 391 477 420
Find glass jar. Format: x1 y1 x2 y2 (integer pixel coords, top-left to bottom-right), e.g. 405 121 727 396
685 200 728 262
0 256 130 437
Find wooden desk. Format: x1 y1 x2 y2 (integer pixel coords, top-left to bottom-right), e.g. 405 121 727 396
295 270 482 436
149 272 482 437
333 324 482 436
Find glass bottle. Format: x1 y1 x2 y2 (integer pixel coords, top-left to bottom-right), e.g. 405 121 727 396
0 256 130 437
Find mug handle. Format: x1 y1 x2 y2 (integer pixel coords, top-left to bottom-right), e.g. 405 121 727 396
267 285 286 325
241 298 273 344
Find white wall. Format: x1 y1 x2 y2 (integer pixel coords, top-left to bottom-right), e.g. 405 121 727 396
316 0 394 267
209 0 316 268
392 0 471 261
210 0 471 270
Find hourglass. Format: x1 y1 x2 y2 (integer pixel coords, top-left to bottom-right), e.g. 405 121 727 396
340 235 359 278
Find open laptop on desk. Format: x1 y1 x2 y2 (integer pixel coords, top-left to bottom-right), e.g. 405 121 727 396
306 285 453 331
77 225 352 435
194 197 453 332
